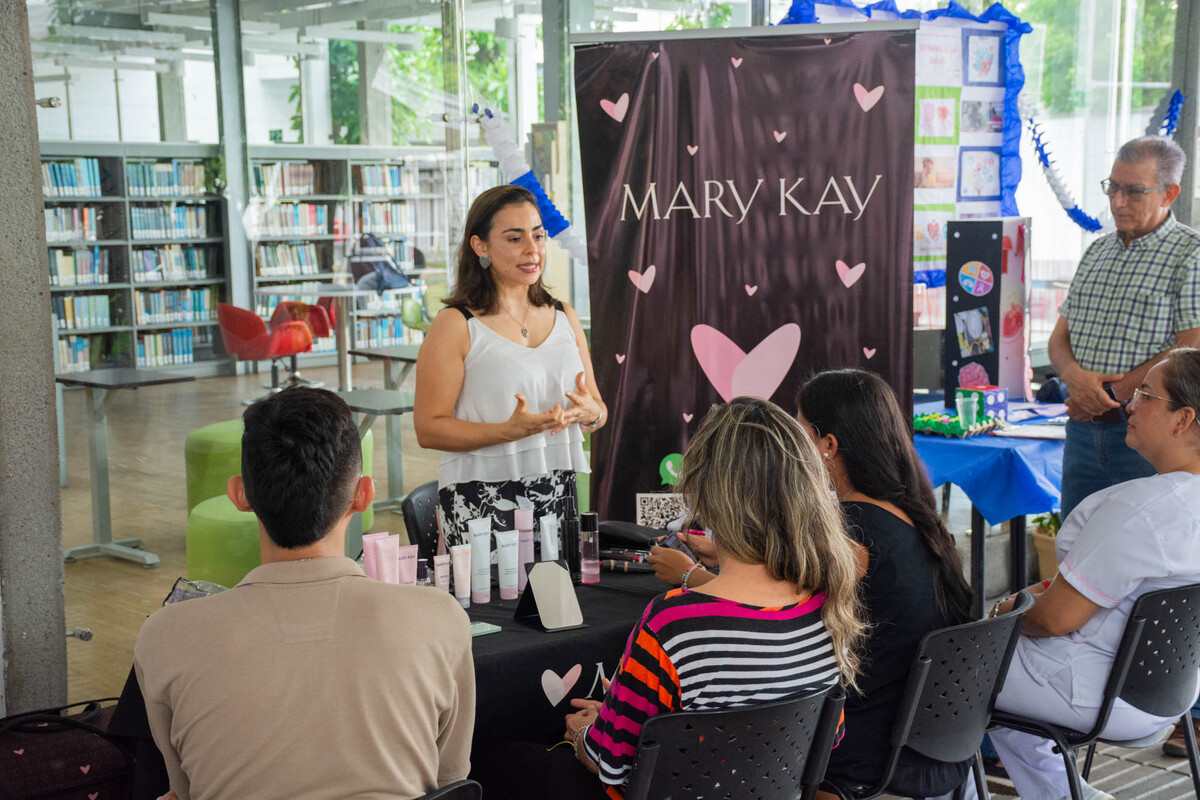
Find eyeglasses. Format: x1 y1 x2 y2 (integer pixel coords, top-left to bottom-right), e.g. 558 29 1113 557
1130 387 1200 426
1100 179 1157 198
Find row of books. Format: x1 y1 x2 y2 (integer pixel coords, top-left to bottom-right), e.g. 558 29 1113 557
466 162 502 197
45 207 101 242
255 243 324 276
255 287 328 320
254 162 319 197
137 329 202 368
43 158 103 198
254 203 330 237
49 247 110 287
352 317 418 348
133 245 215 283
57 335 94 373
134 288 218 325
53 294 112 331
353 164 418 196
354 201 417 236
131 205 209 240
127 160 208 197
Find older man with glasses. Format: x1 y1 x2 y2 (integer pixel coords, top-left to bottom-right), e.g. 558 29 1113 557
1048 135 1200 758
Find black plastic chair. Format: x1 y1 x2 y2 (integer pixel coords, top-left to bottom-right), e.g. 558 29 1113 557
402 480 440 561
418 779 481 800
825 591 1034 800
990 583 1200 800
620 684 845 800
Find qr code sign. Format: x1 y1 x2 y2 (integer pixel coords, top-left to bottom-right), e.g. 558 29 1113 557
636 493 687 529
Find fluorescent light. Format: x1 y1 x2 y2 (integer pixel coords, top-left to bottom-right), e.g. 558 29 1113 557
55 56 171 73
34 73 70 85
301 25 421 48
242 38 325 57
122 47 186 61
32 41 107 57
50 24 187 46
143 11 281 34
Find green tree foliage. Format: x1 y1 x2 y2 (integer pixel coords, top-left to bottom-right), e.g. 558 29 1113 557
667 2 734 30
329 40 362 144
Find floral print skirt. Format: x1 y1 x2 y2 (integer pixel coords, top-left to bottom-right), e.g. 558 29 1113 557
438 470 577 548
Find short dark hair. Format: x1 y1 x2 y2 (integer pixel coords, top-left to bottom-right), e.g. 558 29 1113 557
240 388 362 548
442 184 557 314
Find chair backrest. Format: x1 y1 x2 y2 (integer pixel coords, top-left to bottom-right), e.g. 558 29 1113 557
269 301 332 339
622 685 845 800
418 779 481 800
402 480 440 561
217 303 267 355
885 592 1033 771
1113 583 1200 718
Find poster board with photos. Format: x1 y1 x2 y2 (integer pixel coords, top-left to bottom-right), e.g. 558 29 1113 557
944 217 1032 402
791 3 1022 330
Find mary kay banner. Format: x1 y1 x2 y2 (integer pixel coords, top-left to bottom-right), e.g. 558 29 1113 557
574 26 916 522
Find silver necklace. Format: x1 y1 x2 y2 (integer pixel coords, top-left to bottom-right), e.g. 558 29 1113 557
500 303 532 338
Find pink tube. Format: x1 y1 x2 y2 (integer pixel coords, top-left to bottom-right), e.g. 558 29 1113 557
377 535 400 584
397 544 418 585
516 509 535 594
361 532 390 580
450 543 471 607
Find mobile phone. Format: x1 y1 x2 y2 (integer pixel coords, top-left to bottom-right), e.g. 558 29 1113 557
658 531 697 561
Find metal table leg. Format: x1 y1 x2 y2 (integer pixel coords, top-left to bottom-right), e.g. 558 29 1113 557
336 296 353 391
376 360 417 511
63 387 159 567
1010 515 1028 591
971 505 986 619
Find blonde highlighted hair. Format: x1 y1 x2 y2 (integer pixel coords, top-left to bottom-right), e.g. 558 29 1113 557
678 397 865 687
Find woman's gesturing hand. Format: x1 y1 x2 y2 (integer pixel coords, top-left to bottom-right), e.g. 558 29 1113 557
564 371 605 431
505 393 566 441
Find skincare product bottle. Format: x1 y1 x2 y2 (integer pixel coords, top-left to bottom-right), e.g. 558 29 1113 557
467 518 493 604
539 515 560 562
515 509 535 594
450 544 471 608
495 530 519 600
580 512 600 585
562 496 581 583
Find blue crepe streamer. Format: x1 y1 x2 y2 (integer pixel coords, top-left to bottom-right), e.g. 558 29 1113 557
780 0 1031 220
511 170 571 238
914 269 947 288
1163 90 1185 136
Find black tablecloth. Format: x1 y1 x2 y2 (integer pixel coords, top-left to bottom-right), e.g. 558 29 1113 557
111 572 663 799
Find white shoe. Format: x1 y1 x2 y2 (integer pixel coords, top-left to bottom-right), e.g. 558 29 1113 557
1057 780 1114 800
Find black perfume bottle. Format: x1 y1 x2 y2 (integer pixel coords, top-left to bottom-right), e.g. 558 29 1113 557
561 493 582 584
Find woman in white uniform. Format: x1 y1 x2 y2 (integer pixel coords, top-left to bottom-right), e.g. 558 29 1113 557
414 185 606 546
986 346 1200 800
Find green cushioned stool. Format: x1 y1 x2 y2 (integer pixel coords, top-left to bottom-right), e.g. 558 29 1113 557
185 419 375 539
186 494 262 588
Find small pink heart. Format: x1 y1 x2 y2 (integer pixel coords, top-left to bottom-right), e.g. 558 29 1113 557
836 260 866 288
599 93 630 123
863 347 877 359
12 749 24 756
853 83 885 112
730 57 743 68
686 144 699 156
650 51 659 60
823 37 832 45
772 130 787 143
79 764 91 775
542 663 583 706
615 354 626 364
927 221 940 239
682 412 694 423
89 794 99 800
744 284 758 296
627 264 656 294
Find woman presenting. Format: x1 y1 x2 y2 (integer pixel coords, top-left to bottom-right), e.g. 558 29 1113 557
414 185 606 546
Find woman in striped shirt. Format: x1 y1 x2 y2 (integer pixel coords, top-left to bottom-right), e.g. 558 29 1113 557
563 397 865 798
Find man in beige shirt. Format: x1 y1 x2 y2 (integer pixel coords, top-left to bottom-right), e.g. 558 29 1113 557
135 388 474 800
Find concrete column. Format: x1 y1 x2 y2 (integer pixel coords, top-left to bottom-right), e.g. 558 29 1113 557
1170 0 1200 226
442 0 469 272
0 0 68 715
211 0 252 311
301 54 333 146
157 62 189 142
357 23 393 147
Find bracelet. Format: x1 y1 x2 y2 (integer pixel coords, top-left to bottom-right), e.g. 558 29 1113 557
1042 579 1052 590
587 414 602 427
681 564 702 589
573 723 592 759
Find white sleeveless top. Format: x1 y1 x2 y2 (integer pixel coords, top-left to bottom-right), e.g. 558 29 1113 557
439 309 591 487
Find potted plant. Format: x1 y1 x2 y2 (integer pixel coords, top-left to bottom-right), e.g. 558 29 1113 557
1031 511 1062 581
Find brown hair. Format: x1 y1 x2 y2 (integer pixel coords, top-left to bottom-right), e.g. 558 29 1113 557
442 185 557 314
679 397 865 687
1161 347 1200 426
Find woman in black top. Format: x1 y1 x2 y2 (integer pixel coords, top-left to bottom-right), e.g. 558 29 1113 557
798 369 975 797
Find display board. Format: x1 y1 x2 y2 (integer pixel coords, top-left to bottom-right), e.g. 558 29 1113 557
573 25 916 521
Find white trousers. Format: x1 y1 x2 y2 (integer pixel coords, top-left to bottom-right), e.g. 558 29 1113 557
961 645 1175 800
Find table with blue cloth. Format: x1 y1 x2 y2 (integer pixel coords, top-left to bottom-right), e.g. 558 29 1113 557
913 400 1064 619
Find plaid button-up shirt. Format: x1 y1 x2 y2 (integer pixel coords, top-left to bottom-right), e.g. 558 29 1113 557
1061 213 1200 374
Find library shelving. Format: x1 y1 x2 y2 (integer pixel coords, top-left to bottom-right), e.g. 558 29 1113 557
41 142 233 376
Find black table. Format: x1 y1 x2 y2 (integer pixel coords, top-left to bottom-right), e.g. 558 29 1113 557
348 345 420 509
56 368 195 566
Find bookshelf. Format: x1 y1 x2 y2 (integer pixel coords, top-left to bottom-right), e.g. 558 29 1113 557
41 142 232 376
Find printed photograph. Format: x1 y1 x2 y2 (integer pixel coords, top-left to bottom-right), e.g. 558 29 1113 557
915 155 957 189
962 99 1004 134
954 306 995 358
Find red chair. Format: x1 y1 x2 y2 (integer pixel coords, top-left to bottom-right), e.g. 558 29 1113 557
268 301 333 387
217 303 312 395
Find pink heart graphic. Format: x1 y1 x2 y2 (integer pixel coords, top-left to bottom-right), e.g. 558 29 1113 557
12 749 24 756
772 130 787 143
686 144 699 156
542 664 582 707
927 221 940 240
615 353 626 364
690 324 801 403
682 412 694 423
599 93 630 123
89 794 99 800
863 347 877 359
79 765 91 775
744 284 759 296
853 83 885 112
730 57 743 68
836 260 866 288
823 37 832 45
627 264 656 294
650 51 659 60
